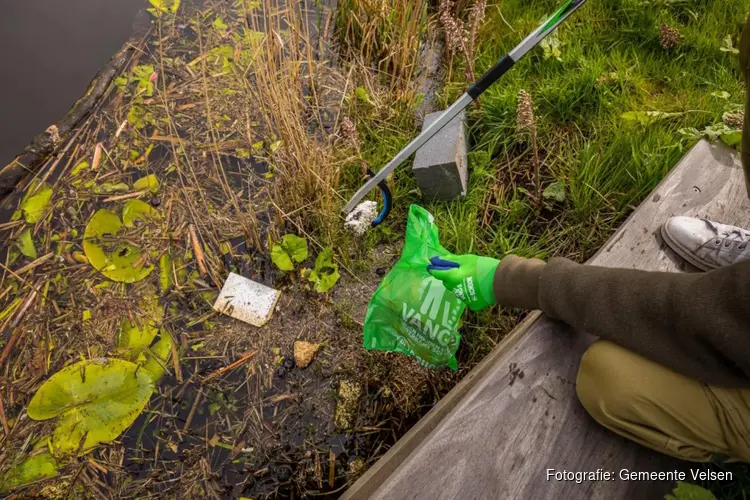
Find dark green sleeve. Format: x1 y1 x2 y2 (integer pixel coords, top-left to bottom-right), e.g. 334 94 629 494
493 255 750 387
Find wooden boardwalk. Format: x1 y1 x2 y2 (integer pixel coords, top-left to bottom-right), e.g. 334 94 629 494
343 139 750 500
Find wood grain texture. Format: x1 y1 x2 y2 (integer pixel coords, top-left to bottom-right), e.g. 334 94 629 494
344 140 746 500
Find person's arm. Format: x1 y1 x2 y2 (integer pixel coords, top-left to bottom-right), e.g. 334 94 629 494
493 255 750 387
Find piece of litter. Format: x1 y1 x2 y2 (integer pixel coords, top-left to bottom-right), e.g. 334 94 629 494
344 200 378 236
293 340 321 369
213 273 280 327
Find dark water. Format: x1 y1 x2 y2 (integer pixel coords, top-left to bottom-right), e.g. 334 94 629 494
0 0 145 166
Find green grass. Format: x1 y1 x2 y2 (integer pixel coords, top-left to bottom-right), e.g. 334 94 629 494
435 0 747 260
359 1 747 271
356 2 747 257
365 0 748 274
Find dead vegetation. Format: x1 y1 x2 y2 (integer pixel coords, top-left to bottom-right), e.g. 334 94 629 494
0 0 462 497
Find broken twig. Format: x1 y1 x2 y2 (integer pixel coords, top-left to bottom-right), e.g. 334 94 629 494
202 350 258 383
188 223 208 277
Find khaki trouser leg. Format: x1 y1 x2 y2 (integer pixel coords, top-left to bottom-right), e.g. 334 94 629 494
576 340 750 463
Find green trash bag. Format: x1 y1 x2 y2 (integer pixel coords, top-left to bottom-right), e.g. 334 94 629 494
363 204 465 370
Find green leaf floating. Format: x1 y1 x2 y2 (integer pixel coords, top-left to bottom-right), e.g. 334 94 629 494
118 325 171 382
308 247 340 293
122 199 159 228
117 318 159 360
27 358 153 455
141 334 173 382
148 0 180 13
117 295 170 382
133 174 160 193
159 253 173 293
0 451 59 492
20 181 53 223
271 234 308 271
16 228 37 259
83 205 158 283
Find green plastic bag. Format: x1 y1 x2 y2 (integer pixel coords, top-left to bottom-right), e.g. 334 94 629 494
363 205 465 370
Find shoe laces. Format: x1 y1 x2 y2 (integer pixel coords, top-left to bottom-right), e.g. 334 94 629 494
719 229 750 250
701 219 750 250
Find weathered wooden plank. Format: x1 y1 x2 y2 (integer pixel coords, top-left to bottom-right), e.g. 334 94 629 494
595 139 750 271
343 140 746 500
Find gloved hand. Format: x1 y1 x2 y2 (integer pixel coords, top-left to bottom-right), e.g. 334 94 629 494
427 254 500 311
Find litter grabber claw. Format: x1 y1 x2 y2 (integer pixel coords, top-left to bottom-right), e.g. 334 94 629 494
341 0 587 221
344 168 392 235
367 168 392 227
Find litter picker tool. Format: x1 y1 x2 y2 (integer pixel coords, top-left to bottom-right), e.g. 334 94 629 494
343 0 587 222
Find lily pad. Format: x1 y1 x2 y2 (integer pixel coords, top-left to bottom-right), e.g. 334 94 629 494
159 253 173 293
0 452 58 492
20 182 53 223
122 199 159 228
141 334 173 382
83 209 154 283
16 228 37 259
117 317 160 361
28 358 154 455
133 174 160 193
117 295 163 359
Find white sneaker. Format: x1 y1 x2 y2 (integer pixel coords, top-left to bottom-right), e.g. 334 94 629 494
661 216 750 271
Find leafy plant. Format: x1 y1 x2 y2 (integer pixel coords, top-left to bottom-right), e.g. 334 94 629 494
210 45 235 72
540 25 562 61
720 34 739 55
665 481 716 500
308 248 340 293
271 234 308 271
127 105 155 130
543 180 566 202
133 65 156 97
679 123 741 147
116 295 171 382
621 110 684 125
355 86 370 104
213 17 228 33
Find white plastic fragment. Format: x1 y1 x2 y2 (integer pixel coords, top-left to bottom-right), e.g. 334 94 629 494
213 273 281 327
344 200 378 236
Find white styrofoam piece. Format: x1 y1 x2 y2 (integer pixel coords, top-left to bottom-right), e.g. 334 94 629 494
345 200 378 236
213 273 280 327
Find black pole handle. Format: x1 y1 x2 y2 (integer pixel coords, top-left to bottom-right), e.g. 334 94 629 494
467 55 515 100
